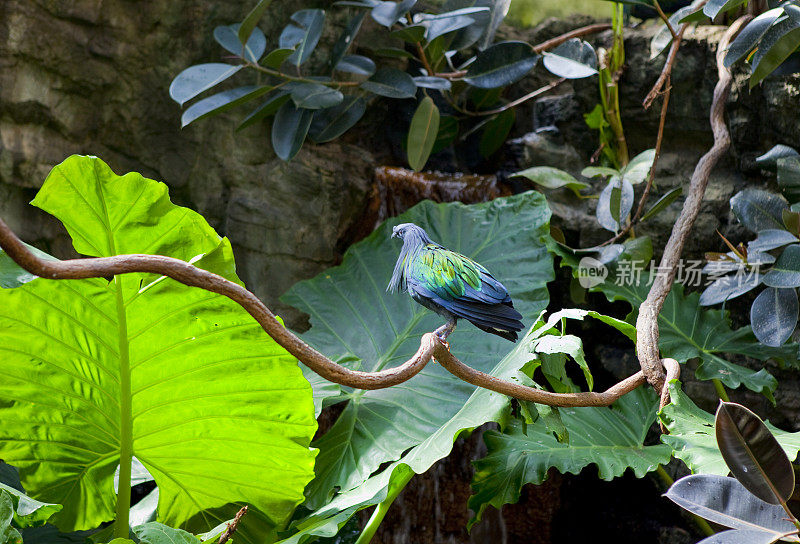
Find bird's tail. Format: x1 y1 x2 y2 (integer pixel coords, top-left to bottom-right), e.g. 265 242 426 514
448 300 524 342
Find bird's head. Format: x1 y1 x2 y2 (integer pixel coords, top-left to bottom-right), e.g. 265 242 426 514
391 223 418 240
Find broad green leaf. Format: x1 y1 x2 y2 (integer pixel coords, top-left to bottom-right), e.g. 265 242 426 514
279 10 326 67
0 243 58 289
431 115 458 153
0 156 317 543
703 0 747 19
511 166 589 196
213 24 267 63
169 64 242 107
280 317 555 541
748 229 799 252
641 186 682 222
370 0 416 26
463 41 538 88
181 86 271 128
281 193 554 509
534 335 592 390
725 8 784 68
0 483 61 529
0 492 23 544
263 48 295 69
272 102 314 160
335 55 376 76
542 39 598 79
424 14 477 42
360 67 416 98
591 278 794 398
468 388 671 528
478 109 515 158
620 149 656 185
750 287 798 346
237 90 291 131
660 381 800 475
390 25 425 42
750 19 800 87
330 13 366 69
238 0 274 46
730 189 788 233
716 402 795 504
132 522 197 544
309 96 366 143
406 96 440 171
290 83 344 110
371 47 415 59
764 244 800 287
581 165 618 179
665 474 797 537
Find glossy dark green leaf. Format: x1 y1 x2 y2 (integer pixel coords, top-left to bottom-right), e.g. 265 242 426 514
750 19 800 87
724 8 783 67
431 115 458 153
290 83 344 110
679 8 710 23
756 143 799 172
703 0 747 19
665 474 795 534
236 90 291 131
360 67 417 98
271 102 314 160
750 287 799 346
181 86 271 128
778 156 800 203
279 9 326 67
511 166 589 196
764 244 800 287
0 492 22 544
641 186 682 222
597 178 633 232
370 0 416 27
330 13 366 69
463 41 539 88
730 189 789 233
214 23 267 63
700 273 762 306
412 76 451 90
0 482 61 529
390 25 425 42
479 109 515 158
309 96 366 143
478 0 510 48
238 0 274 46
335 54 376 76
542 39 598 79
651 7 694 59
0 243 57 289
424 14 477 42
372 47 415 59
748 229 799 252
407 96 440 171
169 64 242 106
697 529 792 544
716 402 795 504
263 48 294 69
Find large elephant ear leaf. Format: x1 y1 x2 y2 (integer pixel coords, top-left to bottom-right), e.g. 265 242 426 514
281 192 554 509
0 155 317 544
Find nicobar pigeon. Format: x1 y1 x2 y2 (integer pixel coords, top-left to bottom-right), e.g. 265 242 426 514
387 223 524 342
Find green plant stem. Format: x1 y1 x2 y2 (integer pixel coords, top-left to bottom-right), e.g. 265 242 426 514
246 61 360 87
114 275 133 538
712 379 730 402
604 3 629 166
355 471 414 544
655 466 715 537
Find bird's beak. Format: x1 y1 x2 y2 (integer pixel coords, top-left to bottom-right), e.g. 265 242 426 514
391 229 398 239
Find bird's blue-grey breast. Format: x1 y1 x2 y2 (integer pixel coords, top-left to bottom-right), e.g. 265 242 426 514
388 222 524 342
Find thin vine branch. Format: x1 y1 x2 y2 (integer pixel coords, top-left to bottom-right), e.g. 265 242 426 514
635 16 752 391
0 216 662 408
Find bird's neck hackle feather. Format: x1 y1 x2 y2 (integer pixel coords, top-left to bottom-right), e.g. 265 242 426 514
387 225 433 293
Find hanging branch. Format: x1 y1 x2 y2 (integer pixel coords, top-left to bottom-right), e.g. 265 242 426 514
0 216 673 408
635 16 752 391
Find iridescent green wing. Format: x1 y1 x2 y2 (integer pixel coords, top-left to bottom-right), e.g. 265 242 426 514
412 244 485 301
